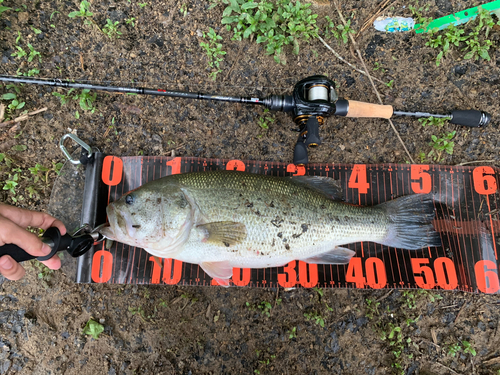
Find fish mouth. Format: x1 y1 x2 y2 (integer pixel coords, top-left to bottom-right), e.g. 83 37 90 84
105 203 138 239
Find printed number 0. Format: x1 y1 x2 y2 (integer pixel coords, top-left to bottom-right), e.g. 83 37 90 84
91 250 113 283
102 156 123 186
346 257 387 289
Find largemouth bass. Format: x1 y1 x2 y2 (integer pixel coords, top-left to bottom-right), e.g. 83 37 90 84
100 170 441 286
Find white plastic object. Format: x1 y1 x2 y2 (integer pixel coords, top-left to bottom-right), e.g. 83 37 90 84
373 17 415 32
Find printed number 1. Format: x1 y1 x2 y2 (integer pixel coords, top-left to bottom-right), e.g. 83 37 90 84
348 165 369 194
166 157 182 175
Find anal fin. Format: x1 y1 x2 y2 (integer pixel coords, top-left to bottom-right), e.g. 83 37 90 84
201 261 233 287
300 247 355 264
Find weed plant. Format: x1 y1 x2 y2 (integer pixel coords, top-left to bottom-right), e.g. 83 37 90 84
221 0 318 64
324 15 355 44
199 28 226 80
428 131 456 162
423 8 499 66
103 19 122 38
68 1 93 24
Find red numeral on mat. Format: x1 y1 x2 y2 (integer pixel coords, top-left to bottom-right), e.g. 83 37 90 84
345 257 387 289
348 165 370 194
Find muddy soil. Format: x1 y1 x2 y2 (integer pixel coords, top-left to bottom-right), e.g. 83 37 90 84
0 0 500 374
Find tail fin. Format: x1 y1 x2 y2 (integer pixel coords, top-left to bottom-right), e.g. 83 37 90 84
378 194 441 250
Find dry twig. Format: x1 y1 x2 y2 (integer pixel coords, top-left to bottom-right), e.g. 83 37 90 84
458 160 497 166
0 107 48 128
317 35 385 85
355 0 396 39
333 1 415 163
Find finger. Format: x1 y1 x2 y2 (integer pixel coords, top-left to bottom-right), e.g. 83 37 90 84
0 255 26 281
0 204 66 235
0 216 52 258
41 254 61 270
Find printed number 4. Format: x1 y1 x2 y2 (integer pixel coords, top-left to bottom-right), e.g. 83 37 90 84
348 165 369 194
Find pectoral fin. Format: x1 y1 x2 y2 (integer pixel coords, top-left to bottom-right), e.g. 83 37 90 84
197 221 247 247
201 261 233 287
300 247 355 264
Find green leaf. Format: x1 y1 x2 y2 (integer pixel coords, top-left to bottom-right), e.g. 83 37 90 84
68 11 79 18
463 51 475 60
0 6 11 13
292 38 299 55
221 16 238 24
256 35 266 43
1 93 16 100
243 27 252 39
478 49 490 61
241 2 258 10
83 319 104 339
11 144 27 152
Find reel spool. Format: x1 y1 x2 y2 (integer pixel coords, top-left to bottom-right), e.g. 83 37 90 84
292 76 337 166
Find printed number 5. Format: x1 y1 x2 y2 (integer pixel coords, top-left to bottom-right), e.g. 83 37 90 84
411 165 431 194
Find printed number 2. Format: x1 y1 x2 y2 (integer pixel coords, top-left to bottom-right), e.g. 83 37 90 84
348 165 369 194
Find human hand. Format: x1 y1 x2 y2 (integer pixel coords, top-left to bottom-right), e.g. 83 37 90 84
0 203 66 280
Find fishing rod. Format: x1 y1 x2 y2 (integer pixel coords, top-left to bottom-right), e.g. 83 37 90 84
0 75 491 165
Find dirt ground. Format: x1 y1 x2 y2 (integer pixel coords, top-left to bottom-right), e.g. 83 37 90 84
1 0 500 374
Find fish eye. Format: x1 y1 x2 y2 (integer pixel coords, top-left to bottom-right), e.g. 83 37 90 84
125 194 134 205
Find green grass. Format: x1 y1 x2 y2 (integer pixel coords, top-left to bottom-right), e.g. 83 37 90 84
102 19 122 38
257 108 274 130
199 28 226 80
221 0 318 64
448 340 477 357
418 116 450 127
428 131 456 162
423 8 498 66
68 1 93 20
304 311 325 327
324 15 355 44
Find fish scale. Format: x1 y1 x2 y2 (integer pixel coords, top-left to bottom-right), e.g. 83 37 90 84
100 170 440 285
